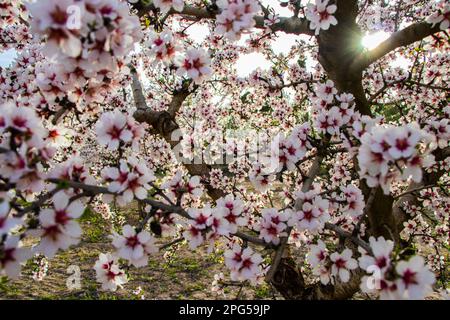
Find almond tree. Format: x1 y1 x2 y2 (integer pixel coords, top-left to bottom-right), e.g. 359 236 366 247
0 0 448 300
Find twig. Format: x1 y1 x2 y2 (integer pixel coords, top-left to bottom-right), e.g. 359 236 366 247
393 183 446 199
325 222 373 255
159 237 184 250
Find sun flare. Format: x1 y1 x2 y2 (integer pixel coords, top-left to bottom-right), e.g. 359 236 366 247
362 31 391 50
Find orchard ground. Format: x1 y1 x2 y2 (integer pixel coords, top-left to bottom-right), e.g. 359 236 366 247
0 203 279 300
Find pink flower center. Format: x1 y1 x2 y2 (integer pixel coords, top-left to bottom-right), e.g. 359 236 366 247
376 256 387 269
154 38 164 46
190 226 199 236
287 146 296 156
267 225 277 235
317 251 325 261
55 210 70 225
100 6 113 16
303 210 313 221
319 10 330 22
395 138 410 152
126 235 139 248
225 213 236 224
0 248 15 264
107 126 122 140
195 214 208 226
50 6 68 25
241 258 253 269
335 258 346 269
48 129 59 139
233 252 242 263
44 225 62 240
402 269 418 287
192 58 203 70
12 116 27 128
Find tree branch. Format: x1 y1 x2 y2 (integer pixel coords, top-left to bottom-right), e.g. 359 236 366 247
47 178 267 247
265 152 325 282
324 222 372 254
135 4 313 36
350 22 441 72
131 67 226 200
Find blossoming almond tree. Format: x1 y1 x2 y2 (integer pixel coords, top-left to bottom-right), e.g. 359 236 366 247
0 0 449 300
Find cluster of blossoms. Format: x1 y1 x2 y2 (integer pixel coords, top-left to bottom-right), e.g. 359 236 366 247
311 81 357 136
357 123 436 194
35 192 84 258
359 237 435 299
31 254 50 282
28 0 141 61
426 1 450 31
183 205 217 249
248 162 275 193
152 0 184 14
424 106 450 149
111 224 158 267
328 154 353 188
400 216 422 242
286 189 330 233
211 272 226 296
216 194 248 234
176 48 212 84
215 0 261 41
398 190 449 249
270 129 308 172
305 0 338 35
144 32 212 85
93 253 128 291
95 110 146 151
101 156 156 206
338 184 365 218
224 243 263 282
146 30 178 65
48 156 96 191
0 103 54 197
248 122 312 189
28 0 142 107
0 0 446 302
0 0 23 28
1 236 29 280
255 208 289 245
306 240 331 284
306 240 357 284
161 171 203 202
183 194 247 249
0 0 30 51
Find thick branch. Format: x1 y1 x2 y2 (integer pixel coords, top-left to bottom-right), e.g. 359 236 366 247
131 68 148 110
131 69 226 200
135 4 313 36
351 22 441 72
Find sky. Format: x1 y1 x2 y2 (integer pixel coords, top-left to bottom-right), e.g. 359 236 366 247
0 49 17 68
